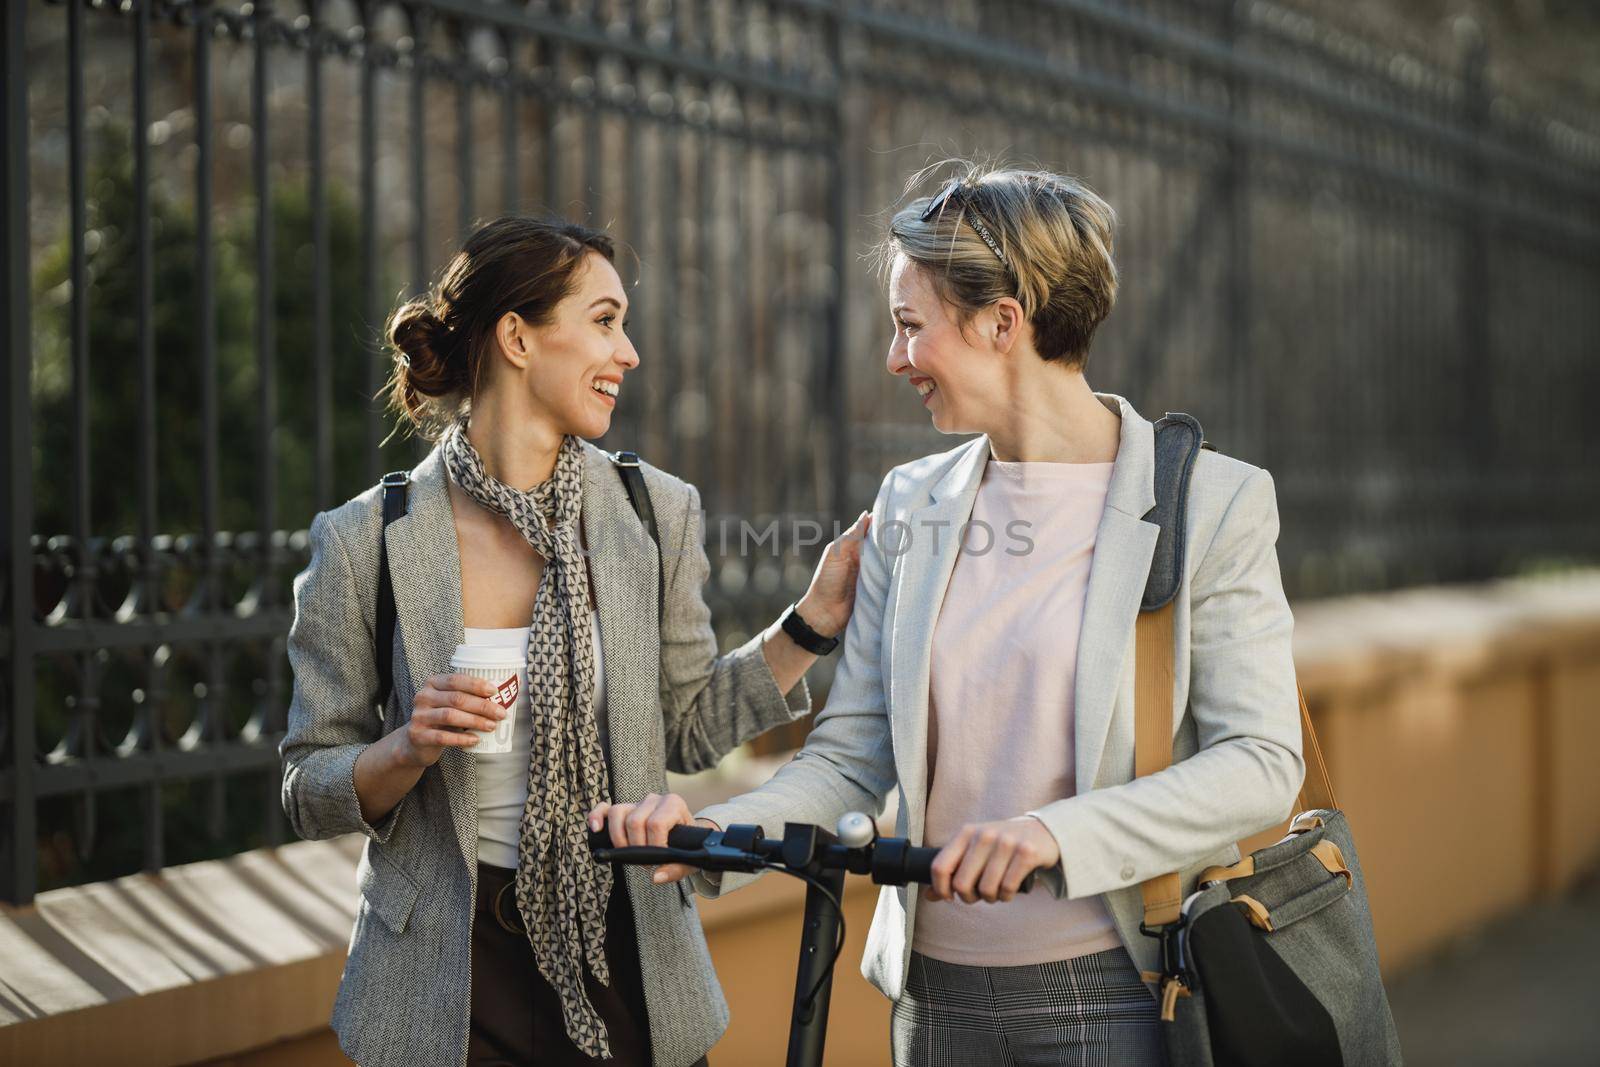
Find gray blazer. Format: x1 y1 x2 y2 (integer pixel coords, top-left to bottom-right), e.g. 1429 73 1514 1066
698 393 1305 999
279 439 811 1067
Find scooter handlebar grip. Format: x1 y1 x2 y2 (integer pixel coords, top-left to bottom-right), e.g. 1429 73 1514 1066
667 824 716 850
896 844 1038 893
588 823 717 853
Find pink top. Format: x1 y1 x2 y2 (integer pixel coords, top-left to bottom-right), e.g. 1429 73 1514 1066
912 456 1124 967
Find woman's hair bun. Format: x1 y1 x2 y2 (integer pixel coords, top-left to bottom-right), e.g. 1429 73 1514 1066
387 299 463 398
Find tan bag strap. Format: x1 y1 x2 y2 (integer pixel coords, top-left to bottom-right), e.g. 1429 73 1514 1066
1134 603 1337 929
1135 604 1185 927
1295 686 1337 813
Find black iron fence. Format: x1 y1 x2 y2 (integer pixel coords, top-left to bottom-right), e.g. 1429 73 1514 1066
4 0 1598 904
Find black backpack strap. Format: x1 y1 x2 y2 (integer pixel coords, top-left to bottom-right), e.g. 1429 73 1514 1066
610 450 665 624
1141 413 1210 611
375 471 410 713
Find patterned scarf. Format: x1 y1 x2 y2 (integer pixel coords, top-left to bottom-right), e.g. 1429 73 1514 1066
442 417 615 1058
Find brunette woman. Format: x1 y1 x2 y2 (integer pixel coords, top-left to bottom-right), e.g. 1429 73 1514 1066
280 215 869 1067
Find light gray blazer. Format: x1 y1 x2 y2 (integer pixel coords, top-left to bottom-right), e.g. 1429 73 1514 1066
698 392 1305 999
279 439 811 1067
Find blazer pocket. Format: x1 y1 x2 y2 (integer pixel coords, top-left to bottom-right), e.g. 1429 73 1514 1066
358 844 422 935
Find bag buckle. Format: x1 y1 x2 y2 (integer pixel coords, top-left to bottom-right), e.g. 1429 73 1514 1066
1140 920 1194 1021
1158 972 1191 1021
1140 922 1178 975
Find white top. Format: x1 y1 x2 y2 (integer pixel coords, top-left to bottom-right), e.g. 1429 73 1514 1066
466 610 607 870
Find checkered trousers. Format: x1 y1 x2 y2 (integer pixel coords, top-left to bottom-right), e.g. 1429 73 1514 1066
891 947 1169 1066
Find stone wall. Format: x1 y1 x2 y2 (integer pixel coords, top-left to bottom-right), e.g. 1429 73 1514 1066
4 572 1596 1065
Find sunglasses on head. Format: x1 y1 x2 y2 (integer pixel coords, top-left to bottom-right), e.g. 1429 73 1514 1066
920 179 1009 267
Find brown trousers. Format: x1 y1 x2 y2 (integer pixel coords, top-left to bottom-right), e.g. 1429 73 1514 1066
469 861 684 1067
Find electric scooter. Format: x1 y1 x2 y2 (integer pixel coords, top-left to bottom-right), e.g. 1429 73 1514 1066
590 813 1036 1067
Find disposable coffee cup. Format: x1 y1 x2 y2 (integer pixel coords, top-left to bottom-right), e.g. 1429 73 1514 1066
447 645 522 755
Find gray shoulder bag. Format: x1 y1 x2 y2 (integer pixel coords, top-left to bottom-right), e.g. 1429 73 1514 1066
1139 414 1402 1066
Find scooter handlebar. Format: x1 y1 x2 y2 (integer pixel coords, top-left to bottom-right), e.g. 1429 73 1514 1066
589 822 1034 893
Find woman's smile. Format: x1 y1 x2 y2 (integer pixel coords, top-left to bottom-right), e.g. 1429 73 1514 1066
590 375 621 407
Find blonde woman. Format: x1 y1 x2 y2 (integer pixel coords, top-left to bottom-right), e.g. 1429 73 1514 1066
280 215 869 1067
594 166 1305 1065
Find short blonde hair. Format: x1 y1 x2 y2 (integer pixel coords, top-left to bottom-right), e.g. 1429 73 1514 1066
875 161 1119 368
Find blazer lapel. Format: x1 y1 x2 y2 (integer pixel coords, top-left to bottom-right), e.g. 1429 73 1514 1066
579 441 660 804
887 437 988 843
382 445 477 868
1073 394 1161 792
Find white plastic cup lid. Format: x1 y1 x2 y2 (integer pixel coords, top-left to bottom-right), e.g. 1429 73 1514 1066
449 644 524 671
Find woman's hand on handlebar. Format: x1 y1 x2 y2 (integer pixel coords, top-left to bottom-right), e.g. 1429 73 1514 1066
925 815 1061 904
397 672 507 769
586 794 717 884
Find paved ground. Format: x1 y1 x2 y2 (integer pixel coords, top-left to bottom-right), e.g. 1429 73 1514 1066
1386 870 1600 1066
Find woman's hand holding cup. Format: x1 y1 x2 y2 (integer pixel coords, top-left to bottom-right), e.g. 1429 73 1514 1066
398 672 507 768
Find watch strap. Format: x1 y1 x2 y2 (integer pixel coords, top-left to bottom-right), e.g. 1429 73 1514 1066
781 603 840 655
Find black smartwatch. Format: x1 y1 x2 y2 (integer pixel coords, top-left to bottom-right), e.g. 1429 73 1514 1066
780 603 840 656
